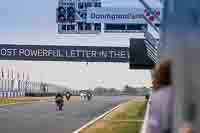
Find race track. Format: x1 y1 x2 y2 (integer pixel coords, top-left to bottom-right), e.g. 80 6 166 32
0 96 134 133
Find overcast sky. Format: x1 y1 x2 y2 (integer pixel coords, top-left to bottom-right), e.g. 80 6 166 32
0 0 157 89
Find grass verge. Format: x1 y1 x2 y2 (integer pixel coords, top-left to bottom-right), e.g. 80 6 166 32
80 100 147 133
0 97 52 105
0 98 17 105
0 96 80 105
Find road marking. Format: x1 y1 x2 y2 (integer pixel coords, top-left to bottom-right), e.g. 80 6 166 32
72 102 124 133
72 98 143 133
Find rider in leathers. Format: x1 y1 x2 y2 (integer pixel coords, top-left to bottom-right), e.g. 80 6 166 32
55 93 64 111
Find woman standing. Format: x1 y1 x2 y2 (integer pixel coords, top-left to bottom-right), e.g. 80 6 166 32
148 59 175 133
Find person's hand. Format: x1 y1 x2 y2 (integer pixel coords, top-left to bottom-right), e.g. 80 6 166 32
179 122 193 133
179 127 192 133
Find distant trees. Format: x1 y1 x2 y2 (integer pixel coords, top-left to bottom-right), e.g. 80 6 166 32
93 85 151 96
122 85 138 95
107 88 121 96
93 87 106 96
122 85 151 96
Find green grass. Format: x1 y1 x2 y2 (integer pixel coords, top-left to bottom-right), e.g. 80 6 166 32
0 98 17 105
105 100 146 121
0 97 41 105
81 100 147 133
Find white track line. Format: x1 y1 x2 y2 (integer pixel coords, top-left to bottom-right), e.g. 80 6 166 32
72 103 123 133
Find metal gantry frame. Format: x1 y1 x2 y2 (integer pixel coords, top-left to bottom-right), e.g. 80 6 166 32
138 0 162 64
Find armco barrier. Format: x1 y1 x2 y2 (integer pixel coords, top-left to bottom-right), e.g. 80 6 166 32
17 91 20 97
140 98 151 133
10 91 13 97
0 79 75 97
7 92 9 97
0 91 24 97
4 91 8 97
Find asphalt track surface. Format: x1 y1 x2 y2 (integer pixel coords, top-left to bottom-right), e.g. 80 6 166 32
0 96 133 133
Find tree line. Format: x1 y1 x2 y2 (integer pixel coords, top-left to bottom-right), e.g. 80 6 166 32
93 85 150 96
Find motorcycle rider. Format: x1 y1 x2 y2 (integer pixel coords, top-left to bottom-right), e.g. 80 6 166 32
65 91 72 101
55 93 64 111
87 92 92 101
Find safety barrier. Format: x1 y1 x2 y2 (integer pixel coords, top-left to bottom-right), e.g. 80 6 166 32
0 91 25 97
0 79 84 98
0 79 69 98
140 98 151 133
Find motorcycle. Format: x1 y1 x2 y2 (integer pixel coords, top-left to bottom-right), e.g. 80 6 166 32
87 93 93 101
55 97 64 111
56 102 63 111
65 92 72 101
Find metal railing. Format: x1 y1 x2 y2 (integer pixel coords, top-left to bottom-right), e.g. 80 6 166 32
144 31 159 63
140 100 150 133
0 79 72 97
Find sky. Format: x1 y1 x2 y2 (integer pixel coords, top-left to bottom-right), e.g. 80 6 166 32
0 0 157 90
0 0 161 33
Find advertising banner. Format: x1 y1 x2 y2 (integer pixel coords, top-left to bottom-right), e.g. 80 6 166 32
87 7 145 24
0 44 129 63
87 7 161 24
129 38 155 69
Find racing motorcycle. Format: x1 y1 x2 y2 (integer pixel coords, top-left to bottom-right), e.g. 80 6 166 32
65 92 72 101
55 94 64 111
